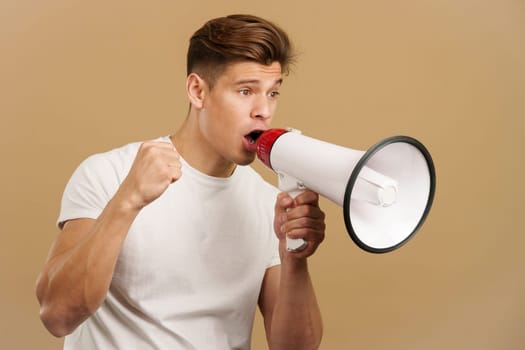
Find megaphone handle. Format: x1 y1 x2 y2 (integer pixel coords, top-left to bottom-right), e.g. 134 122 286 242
278 173 308 252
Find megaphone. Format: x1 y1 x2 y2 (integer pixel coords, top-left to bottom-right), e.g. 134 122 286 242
254 128 436 253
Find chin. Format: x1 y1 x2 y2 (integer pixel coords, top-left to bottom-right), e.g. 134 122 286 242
236 152 257 166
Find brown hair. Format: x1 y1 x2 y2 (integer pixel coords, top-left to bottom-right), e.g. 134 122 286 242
187 14 295 87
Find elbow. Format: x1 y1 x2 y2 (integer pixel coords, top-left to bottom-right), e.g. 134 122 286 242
38 297 94 337
39 305 75 337
35 274 72 337
35 273 96 337
37 289 86 337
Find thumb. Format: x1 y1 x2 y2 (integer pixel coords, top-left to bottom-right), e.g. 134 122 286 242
274 192 294 237
275 192 294 213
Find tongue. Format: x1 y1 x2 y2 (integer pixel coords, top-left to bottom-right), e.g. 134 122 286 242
245 136 258 153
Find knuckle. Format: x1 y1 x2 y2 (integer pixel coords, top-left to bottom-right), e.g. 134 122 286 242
141 141 156 150
141 144 157 156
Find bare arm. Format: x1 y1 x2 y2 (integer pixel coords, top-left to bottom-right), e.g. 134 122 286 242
259 191 325 350
36 204 138 336
36 141 181 337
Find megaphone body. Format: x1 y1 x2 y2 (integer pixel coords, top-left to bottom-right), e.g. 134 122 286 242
254 128 436 253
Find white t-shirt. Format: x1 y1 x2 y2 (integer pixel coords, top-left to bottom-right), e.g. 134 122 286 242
58 137 281 350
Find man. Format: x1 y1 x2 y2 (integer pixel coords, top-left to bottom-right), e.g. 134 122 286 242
36 14 325 349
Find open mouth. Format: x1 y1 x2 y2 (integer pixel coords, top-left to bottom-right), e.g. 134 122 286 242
246 130 264 145
244 130 264 152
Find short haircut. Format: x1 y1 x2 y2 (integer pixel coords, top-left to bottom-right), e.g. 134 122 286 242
187 14 295 87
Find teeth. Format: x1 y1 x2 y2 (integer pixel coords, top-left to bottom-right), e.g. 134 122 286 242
249 139 255 144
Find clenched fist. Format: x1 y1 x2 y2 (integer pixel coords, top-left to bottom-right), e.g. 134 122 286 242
273 190 326 259
117 141 182 210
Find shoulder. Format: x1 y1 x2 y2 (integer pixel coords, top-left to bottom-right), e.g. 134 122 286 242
58 138 163 226
84 140 142 168
76 137 168 181
64 138 168 198
63 140 137 189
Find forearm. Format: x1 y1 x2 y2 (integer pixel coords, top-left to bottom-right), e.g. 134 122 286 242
268 257 323 350
37 194 140 336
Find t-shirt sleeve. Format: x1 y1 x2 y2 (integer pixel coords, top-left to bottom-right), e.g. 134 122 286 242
57 154 121 229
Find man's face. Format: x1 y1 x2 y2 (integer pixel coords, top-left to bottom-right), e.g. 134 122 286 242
199 61 283 166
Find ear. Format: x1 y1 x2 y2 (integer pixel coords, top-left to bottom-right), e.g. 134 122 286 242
186 73 207 109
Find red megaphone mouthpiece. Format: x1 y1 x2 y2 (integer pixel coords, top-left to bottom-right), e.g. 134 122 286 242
255 128 289 170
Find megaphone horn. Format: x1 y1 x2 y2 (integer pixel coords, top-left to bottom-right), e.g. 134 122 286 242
255 128 436 254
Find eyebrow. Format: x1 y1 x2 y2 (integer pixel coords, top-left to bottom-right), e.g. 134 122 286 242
234 78 283 87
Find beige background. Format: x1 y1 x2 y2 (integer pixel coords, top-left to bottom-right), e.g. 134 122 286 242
1 0 524 349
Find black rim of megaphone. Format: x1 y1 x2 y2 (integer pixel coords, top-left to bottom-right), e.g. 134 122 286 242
343 136 436 254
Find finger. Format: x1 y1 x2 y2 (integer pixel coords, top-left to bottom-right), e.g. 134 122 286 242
284 227 325 257
275 192 294 216
284 205 325 221
281 217 326 237
146 140 178 149
286 231 325 257
137 142 173 161
286 225 326 240
166 155 183 183
293 190 320 206
287 240 322 258
159 144 181 158
139 142 182 182
169 168 182 183
140 140 180 155
274 192 294 238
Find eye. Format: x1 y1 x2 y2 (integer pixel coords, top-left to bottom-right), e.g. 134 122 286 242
239 89 251 96
268 91 280 99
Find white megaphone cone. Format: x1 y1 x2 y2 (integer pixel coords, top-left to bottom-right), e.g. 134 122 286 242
254 128 436 253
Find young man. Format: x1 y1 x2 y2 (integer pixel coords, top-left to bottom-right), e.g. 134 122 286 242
36 14 325 350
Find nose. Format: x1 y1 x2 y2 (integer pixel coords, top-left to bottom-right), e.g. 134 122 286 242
251 94 272 120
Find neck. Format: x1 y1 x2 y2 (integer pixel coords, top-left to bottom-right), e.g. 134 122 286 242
171 114 236 178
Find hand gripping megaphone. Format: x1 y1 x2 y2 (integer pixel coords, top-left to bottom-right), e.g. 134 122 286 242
254 128 436 253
